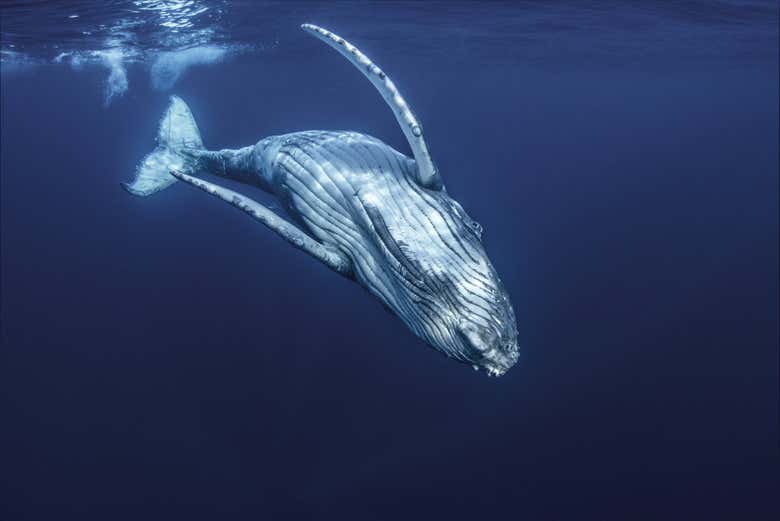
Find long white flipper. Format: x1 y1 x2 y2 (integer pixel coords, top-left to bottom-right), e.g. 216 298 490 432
169 170 352 276
301 24 442 190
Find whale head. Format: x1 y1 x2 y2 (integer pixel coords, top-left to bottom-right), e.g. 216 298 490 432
360 183 519 377
424 196 519 377
298 24 519 376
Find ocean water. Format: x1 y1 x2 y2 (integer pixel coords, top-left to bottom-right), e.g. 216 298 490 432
1 1 778 519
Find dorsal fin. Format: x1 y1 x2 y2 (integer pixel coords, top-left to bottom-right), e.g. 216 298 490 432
301 24 442 190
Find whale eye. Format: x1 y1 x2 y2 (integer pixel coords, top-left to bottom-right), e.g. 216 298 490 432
466 218 483 239
446 199 483 240
460 213 483 240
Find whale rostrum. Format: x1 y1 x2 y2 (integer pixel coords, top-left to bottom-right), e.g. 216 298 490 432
124 24 519 376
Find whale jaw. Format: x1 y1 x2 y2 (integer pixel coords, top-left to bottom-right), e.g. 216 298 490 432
481 345 520 377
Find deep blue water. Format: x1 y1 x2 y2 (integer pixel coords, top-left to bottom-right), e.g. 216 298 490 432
1 1 778 519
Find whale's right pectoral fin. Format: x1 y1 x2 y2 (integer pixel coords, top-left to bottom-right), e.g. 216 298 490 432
169 170 352 277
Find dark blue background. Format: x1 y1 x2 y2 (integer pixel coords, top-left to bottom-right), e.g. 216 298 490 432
2 2 778 519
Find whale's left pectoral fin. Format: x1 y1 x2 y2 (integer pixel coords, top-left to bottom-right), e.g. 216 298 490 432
301 24 443 190
169 170 352 277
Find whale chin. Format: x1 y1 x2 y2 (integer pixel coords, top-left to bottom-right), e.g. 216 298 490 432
473 344 519 377
484 363 511 378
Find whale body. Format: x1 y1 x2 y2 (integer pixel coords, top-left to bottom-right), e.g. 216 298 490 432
124 24 519 376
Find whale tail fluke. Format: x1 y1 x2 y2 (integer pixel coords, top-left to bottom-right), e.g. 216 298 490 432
122 95 203 196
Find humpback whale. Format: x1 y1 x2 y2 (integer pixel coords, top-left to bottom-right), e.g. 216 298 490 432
124 24 519 376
